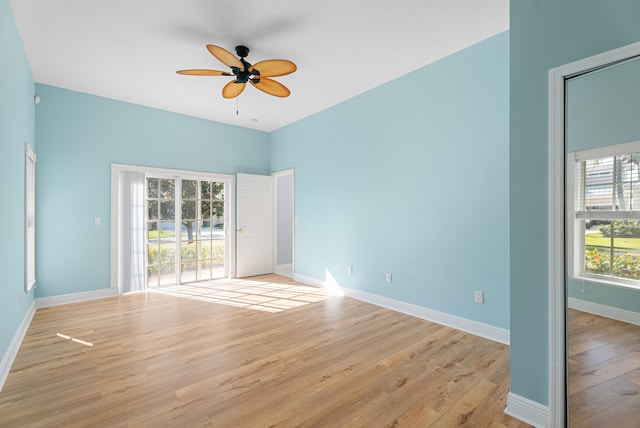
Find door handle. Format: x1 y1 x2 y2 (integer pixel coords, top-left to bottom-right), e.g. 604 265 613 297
238 228 244 233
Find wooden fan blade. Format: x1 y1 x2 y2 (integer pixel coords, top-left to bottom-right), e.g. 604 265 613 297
177 69 232 76
222 81 246 99
206 45 243 69
250 60 297 77
250 77 290 97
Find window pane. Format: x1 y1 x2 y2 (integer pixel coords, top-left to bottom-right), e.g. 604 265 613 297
212 200 224 218
584 248 611 276
159 221 176 239
147 178 159 198
181 242 197 261
584 220 611 276
148 200 158 220
147 222 158 241
182 180 196 199
212 182 224 201
612 251 640 280
159 263 176 286
201 201 211 222
160 179 175 199
584 157 614 211
197 241 211 260
160 201 175 220
212 240 225 259
199 261 212 280
182 200 196 220
631 182 640 211
201 181 211 199
585 157 614 186
612 220 640 279
584 185 613 210
181 261 197 283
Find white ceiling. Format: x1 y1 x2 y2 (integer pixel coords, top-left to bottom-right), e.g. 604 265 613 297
10 0 509 132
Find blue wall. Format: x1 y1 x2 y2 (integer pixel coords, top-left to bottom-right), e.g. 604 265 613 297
567 57 640 153
34 85 270 298
510 0 640 406
272 32 510 329
0 0 36 366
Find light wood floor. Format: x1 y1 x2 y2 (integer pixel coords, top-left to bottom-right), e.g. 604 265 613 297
0 275 528 427
568 309 640 427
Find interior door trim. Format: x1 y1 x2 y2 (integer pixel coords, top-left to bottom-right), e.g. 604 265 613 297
548 40 640 427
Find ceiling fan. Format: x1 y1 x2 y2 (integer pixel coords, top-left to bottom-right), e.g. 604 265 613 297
177 45 297 99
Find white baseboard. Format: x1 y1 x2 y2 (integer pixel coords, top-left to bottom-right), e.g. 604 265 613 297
342 287 510 345
0 301 36 392
293 273 325 289
293 274 509 345
36 287 119 308
274 263 293 278
568 297 640 326
505 392 549 428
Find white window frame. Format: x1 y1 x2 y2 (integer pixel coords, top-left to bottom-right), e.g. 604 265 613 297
567 140 640 291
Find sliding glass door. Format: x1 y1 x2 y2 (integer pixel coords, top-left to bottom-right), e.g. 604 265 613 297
179 180 225 283
146 175 227 287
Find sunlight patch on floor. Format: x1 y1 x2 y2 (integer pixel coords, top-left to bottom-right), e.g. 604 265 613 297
149 276 339 312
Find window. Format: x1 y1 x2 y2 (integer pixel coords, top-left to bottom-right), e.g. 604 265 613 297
568 141 640 288
25 143 36 292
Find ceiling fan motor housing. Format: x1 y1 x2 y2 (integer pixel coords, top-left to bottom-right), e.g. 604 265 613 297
235 45 250 58
233 58 259 83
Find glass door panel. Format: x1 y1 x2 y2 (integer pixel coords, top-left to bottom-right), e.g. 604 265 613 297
179 179 226 283
180 179 198 283
206 181 225 279
146 178 177 287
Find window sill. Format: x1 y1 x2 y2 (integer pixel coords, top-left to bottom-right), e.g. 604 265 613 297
571 274 640 292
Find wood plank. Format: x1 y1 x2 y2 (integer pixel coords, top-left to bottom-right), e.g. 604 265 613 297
568 309 640 426
0 275 528 427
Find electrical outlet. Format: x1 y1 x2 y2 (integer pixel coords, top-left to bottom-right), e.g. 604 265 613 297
347 265 353 275
474 290 484 303
386 273 392 283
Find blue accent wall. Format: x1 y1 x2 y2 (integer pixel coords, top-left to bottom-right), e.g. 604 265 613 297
272 32 510 329
34 85 269 298
0 0 36 365
567 57 640 153
510 0 640 406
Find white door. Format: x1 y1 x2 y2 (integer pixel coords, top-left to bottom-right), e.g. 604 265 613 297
236 173 274 277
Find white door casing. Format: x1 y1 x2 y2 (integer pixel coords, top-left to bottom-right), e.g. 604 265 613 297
236 173 274 278
548 41 640 427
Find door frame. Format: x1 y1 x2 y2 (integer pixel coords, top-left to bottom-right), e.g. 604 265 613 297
548 40 640 427
110 163 236 289
272 169 295 277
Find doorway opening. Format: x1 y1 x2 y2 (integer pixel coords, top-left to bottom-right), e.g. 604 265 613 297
146 176 227 287
548 41 640 427
273 169 295 278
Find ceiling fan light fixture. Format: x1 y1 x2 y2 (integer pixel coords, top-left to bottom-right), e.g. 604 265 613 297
178 44 296 99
